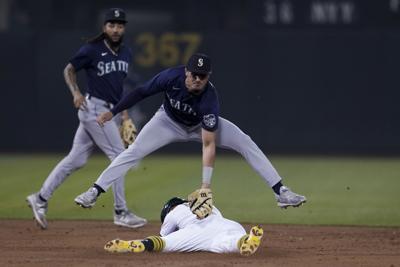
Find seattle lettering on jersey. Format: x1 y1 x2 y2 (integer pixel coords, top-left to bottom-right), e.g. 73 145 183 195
110 66 220 130
97 60 129 76
166 93 197 116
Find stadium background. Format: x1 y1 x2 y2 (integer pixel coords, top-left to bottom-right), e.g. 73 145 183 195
1 0 400 155
0 1 399 266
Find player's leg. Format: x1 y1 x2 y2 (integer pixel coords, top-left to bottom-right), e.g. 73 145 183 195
75 108 187 207
79 115 127 209
219 117 306 207
188 117 281 186
190 117 306 208
104 218 248 254
78 105 146 228
207 219 247 253
105 231 206 253
26 123 94 229
217 118 282 185
160 227 208 252
161 220 247 253
217 118 306 207
94 108 186 191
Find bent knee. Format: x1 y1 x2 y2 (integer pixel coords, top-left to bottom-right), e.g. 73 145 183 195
63 154 88 170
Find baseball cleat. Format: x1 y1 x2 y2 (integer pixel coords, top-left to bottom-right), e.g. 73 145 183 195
240 226 264 256
74 187 98 208
129 240 146 253
276 186 307 209
114 210 147 229
26 193 48 230
104 239 145 253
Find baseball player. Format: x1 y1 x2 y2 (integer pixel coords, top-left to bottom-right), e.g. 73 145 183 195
104 197 264 255
26 8 146 229
74 53 306 218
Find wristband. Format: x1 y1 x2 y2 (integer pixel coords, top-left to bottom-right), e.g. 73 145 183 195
202 166 213 185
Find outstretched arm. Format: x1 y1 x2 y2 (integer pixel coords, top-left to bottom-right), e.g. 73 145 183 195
186 129 215 219
201 129 216 188
97 70 170 126
96 87 148 126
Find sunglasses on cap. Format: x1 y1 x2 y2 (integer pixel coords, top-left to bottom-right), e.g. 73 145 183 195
191 72 208 80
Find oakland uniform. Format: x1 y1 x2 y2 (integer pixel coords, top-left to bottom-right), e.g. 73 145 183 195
91 65 282 194
161 204 245 253
104 197 264 255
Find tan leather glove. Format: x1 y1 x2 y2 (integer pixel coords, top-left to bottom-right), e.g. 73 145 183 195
187 188 213 219
119 118 137 148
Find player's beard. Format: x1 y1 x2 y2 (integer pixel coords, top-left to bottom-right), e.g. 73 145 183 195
104 33 124 50
189 88 203 95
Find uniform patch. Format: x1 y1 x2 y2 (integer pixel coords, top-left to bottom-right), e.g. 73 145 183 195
203 114 216 128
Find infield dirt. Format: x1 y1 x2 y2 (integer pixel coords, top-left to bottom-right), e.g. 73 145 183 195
1 220 399 267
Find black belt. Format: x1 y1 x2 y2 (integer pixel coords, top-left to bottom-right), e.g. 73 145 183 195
86 94 114 109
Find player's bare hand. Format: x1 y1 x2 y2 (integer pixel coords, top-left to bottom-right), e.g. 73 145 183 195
121 110 130 121
97 111 114 127
73 92 87 110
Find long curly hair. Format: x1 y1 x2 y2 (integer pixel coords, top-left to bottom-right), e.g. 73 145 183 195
86 32 106 44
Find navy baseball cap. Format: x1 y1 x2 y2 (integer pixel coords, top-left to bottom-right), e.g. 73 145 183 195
186 53 212 74
104 8 127 24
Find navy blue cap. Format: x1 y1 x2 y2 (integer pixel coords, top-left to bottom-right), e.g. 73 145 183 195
186 53 212 74
104 8 127 24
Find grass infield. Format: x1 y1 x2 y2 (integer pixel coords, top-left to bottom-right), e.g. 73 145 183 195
0 154 399 226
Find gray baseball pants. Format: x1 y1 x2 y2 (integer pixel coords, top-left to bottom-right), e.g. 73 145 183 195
39 96 128 210
94 106 281 192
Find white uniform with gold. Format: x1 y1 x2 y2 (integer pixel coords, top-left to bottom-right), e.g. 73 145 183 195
160 203 246 253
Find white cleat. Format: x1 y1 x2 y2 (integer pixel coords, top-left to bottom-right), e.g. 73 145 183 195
276 186 307 209
26 193 48 229
74 187 98 208
114 210 147 229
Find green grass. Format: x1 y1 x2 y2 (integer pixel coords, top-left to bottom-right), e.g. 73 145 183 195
0 154 399 226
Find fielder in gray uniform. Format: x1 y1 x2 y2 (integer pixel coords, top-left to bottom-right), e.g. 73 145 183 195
74 53 306 215
26 8 146 229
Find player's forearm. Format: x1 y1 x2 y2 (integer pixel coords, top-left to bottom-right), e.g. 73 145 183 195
63 63 81 96
202 142 215 188
201 129 216 188
111 88 145 115
202 143 215 167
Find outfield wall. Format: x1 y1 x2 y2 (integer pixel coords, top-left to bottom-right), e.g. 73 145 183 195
1 0 399 154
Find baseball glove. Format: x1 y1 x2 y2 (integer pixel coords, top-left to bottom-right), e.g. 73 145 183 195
187 188 213 219
119 118 137 148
